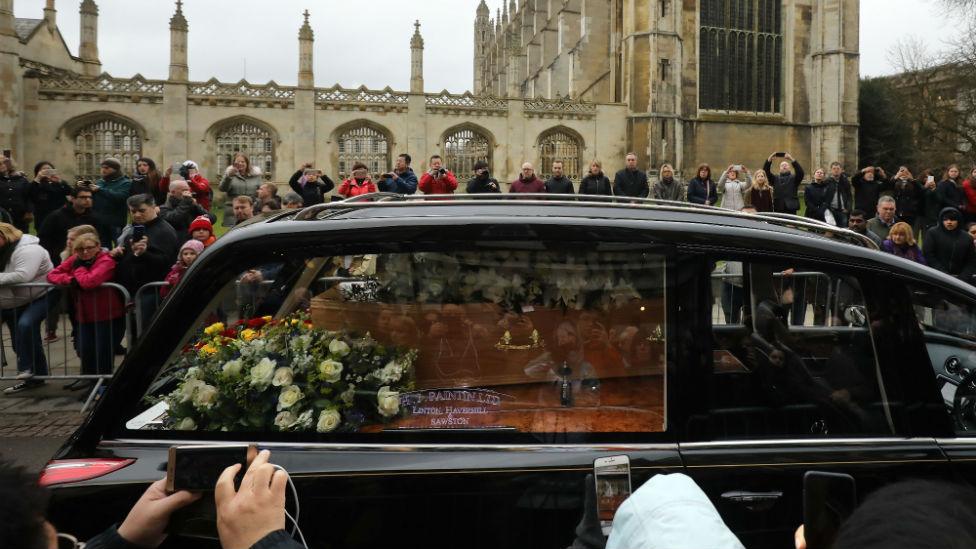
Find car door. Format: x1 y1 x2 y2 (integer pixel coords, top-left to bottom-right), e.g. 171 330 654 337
675 254 951 549
901 281 976 485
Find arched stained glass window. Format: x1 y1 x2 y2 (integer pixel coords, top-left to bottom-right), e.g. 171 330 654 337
216 122 275 181
699 0 782 113
538 129 583 182
73 119 142 181
337 126 389 179
443 128 491 179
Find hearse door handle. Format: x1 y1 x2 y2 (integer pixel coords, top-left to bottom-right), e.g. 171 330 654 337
720 490 783 511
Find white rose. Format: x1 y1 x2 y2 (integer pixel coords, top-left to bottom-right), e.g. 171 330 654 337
328 339 351 357
272 367 294 387
179 379 206 403
192 384 219 409
377 386 400 418
340 384 356 406
277 385 304 411
318 359 343 383
274 411 297 430
221 360 243 379
176 417 197 431
249 358 276 389
316 408 341 433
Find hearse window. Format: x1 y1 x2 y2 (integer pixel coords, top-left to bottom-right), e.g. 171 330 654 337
691 260 893 440
130 247 667 438
907 285 976 435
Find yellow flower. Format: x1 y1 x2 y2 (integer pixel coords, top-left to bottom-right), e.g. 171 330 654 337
240 329 258 341
198 344 218 356
262 315 273 323
203 322 225 336
290 319 300 326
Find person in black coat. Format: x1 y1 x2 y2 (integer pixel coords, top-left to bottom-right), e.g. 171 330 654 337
545 160 575 195
613 153 649 198
935 165 966 215
28 161 72 233
804 168 835 223
579 160 612 196
825 162 853 227
763 152 804 215
889 166 923 228
37 184 110 266
288 163 335 206
851 166 889 214
158 179 212 242
111 194 179 330
466 160 501 193
687 164 718 206
924 207 976 284
0 156 33 233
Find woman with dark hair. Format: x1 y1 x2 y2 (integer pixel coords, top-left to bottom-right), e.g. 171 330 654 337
28 161 71 232
888 166 923 229
881 222 925 265
0 222 53 393
218 153 263 227
337 162 378 198
919 168 941 231
131 157 164 204
687 164 717 206
0 156 33 233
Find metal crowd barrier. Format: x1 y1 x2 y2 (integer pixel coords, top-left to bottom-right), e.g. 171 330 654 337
0 282 132 411
133 281 170 338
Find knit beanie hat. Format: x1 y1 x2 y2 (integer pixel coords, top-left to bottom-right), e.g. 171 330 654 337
188 215 213 235
180 239 205 255
101 157 122 171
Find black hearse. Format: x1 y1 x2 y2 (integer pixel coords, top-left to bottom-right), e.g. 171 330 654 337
42 195 976 548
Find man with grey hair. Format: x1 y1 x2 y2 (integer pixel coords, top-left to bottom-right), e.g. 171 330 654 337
867 196 897 240
510 162 545 193
159 178 210 242
282 192 304 209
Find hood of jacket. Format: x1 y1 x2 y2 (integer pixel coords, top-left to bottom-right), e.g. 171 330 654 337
938 207 963 232
606 473 745 549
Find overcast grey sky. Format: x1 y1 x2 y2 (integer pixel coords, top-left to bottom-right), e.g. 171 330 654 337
13 0 956 89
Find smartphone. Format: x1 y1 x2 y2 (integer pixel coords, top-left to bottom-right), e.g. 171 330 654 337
594 455 632 535
927 175 935 184
166 444 258 492
131 224 146 241
774 152 787 157
733 164 743 171
803 471 857 549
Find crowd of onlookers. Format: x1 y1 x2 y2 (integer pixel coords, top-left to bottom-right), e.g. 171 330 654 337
0 148 974 395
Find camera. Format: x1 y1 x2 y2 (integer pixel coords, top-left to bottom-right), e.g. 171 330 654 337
439 168 447 176
179 164 191 180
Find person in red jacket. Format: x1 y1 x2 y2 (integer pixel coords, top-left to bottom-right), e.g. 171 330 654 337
964 167 976 223
161 161 212 212
337 162 379 198
418 155 458 197
162 239 204 298
510 162 546 193
46 232 125 383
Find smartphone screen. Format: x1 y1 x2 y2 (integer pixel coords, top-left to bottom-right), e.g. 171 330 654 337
803 471 857 549
167 445 256 492
594 455 632 535
131 224 145 241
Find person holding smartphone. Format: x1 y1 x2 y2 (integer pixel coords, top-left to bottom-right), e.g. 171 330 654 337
419 155 458 197
288 162 335 205
850 165 887 214
91 157 133 245
28 161 71 233
337 162 378 198
377 153 419 195
762 152 804 215
717 164 751 211
0 155 34 233
466 160 500 193
219 153 263 227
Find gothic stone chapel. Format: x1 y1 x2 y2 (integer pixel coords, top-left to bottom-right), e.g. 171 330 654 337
0 0 857 188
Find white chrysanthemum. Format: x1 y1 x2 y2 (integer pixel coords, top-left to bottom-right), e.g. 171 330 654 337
192 384 218 409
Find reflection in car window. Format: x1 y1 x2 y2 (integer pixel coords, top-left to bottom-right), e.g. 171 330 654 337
697 260 893 440
135 248 668 437
908 286 976 435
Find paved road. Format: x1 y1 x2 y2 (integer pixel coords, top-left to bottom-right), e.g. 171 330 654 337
0 379 89 472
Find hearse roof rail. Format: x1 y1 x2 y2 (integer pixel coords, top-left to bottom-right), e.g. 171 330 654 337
290 193 878 250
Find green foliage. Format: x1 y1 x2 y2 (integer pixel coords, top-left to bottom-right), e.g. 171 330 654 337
858 77 916 172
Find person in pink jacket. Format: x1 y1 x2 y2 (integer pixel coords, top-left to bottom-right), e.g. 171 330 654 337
161 240 204 298
47 232 125 383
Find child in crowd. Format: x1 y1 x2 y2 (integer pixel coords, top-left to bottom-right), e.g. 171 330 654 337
162 240 204 298
189 215 216 248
